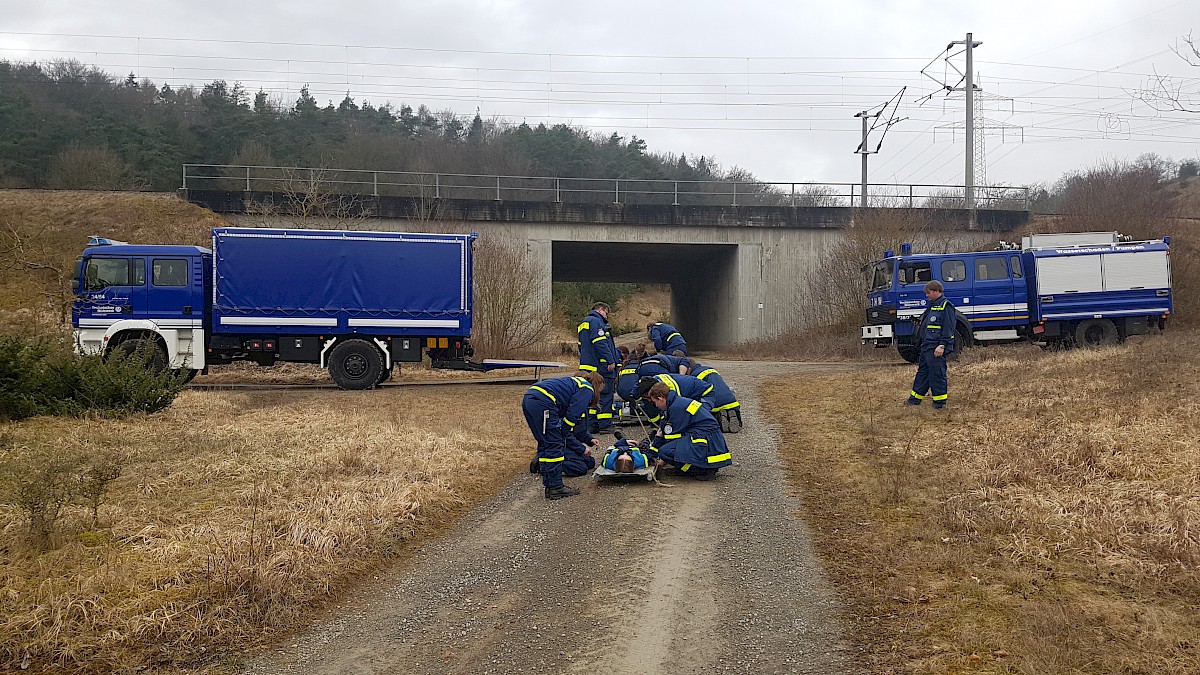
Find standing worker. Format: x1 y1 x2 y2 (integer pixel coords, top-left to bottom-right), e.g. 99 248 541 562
578 302 620 433
906 280 955 409
646 322 688 356
522 372 604 500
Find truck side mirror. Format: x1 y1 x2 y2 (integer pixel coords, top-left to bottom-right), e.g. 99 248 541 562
72 279 80 291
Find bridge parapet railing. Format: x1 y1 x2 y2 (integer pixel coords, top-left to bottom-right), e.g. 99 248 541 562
182 164 1029 211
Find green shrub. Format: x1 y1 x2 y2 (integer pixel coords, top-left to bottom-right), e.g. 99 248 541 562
0 335 185 420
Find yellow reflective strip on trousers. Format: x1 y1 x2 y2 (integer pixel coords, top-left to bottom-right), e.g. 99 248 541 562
713 401 740 411
579 364 598 372
691 438 708 444
695 369 716 379
932 394 948 401
686 400 702 415
539 456 565 463
530 386 557 403
680 464 691 472
664 433 682 439
909 390 925 399
707 452 731 463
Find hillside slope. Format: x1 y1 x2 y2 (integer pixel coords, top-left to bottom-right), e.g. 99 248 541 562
0 190 226 333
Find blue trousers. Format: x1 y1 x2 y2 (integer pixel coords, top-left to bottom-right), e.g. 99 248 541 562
562 436 596 477
590 375 617 430
522 394 566 488
908 348 948 407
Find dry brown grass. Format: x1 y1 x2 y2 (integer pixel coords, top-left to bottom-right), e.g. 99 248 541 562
0 190 224 336
0 384 533 673
763 332 1200 674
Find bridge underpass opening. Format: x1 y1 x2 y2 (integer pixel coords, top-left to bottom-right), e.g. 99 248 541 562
551 241 743 350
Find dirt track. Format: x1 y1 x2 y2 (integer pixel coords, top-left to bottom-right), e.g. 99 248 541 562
243 362 861 674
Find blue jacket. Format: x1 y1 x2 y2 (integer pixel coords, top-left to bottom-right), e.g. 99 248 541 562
691 366 739 412
616 362 641 402
918 297 956 352
525 376 597 443
578 310 619 374
649 391 731 469
642 373 714 423
648 322 687 354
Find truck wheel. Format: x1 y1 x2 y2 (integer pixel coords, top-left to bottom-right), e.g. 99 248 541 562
897 344 920 364
328 339 384 390
113 338 168 374
1074 319 1118 348
376 363 393 385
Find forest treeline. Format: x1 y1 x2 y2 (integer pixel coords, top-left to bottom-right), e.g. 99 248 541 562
0 59 755 192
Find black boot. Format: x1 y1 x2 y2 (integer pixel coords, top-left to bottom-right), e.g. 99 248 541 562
544 485 581 500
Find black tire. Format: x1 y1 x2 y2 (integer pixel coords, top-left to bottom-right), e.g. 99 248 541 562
113 337 168 374
897 344 920 364
1074 319 1118 348
376 363 393 385
328 339 384 390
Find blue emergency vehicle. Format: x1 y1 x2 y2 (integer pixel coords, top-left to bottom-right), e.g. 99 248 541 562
72 227 485 389
861 231 1173 362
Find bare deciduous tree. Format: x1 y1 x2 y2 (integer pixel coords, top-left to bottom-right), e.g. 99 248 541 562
1135 32 1200 113
47 144 140 191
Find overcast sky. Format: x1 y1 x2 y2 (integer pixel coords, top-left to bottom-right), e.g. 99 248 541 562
3 0 1198 190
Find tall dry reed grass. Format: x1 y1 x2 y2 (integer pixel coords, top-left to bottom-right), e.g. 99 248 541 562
764 331 1200 674
0 384 532 673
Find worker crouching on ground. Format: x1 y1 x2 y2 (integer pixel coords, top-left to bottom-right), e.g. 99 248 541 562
523 372 604 500
643 381 731 480
636 374 714 424
578 302 620 433
647 322 688 356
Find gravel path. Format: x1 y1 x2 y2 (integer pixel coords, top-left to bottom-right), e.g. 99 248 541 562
243 361 861 674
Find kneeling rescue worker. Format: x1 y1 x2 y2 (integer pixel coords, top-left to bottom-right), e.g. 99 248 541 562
643 381 732 480
523 371 604 499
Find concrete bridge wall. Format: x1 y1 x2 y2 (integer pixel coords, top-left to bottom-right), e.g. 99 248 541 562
199 191 1028 350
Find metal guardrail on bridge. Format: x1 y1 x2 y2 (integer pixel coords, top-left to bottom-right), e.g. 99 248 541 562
182 164 1031 211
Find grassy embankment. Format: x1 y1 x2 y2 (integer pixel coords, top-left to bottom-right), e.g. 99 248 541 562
1 384 535 673
765 333 1200 674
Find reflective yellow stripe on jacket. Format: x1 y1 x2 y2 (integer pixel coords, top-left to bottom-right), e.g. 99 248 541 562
530 386 556 403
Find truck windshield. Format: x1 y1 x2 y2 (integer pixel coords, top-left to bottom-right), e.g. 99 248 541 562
869 260 895 291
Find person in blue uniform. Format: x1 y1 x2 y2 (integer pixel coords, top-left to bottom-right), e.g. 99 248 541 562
906 280 955 409
688 363 741 426
646 322 688 356
522 372 604 500
578 302 620 433
643 381 731 480
635 374 714 424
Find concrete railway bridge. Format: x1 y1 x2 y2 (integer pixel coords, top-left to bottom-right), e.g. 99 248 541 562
180 166 1029 349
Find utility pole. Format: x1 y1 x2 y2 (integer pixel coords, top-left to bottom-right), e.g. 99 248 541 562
856 111 870 207
852 87 907 213
950 33 982 228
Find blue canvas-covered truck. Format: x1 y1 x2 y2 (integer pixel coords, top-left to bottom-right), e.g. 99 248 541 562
860 231 1173 363
72 227 488 389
